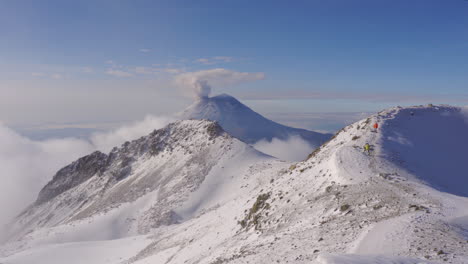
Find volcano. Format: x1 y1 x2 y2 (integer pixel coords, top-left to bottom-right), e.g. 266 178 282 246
179 93 332 147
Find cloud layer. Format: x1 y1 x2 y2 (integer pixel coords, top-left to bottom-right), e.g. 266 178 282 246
0 124 94 239
174 68 265 99
253 135 316 162
90 115 174 153
0 115 173 240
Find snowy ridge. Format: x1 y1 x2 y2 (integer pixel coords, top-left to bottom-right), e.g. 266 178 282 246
233 105 468 263
179 93 332 146
1 120 278 249
1 105 468 264
133 105 467 264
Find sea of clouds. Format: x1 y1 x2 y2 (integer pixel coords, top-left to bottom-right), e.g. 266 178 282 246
0 115 173 240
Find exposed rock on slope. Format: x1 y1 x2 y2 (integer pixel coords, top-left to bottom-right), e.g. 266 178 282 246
36 151 108 205
4 120 277 244
2 105 468 264
128 105 468 264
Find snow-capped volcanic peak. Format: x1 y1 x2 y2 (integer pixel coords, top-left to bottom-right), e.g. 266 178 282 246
180 93 331 145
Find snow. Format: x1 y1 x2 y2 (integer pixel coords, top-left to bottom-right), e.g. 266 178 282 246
380 106 468 196
353 214 413 255
132 246 181 264
1 236 151 264
179 93 331 153
2 105 468 264
174 145 272 220
317 254 436 264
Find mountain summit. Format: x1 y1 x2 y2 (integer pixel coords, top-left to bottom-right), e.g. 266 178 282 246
2 106 468 264
3 120 277 244
179 94 331 146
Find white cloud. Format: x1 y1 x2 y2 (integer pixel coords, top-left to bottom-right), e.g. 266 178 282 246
195 56 234 65
163 68 185 74
253 135 316 162
213 56 233 62
174 68 265 98
0 123 94 239
196 58 211 64
0 115 173 240
51 73 63 79
105 69 134 77
90 115 174 153
132 66 155 75
106 64 186 77
139 48 151 53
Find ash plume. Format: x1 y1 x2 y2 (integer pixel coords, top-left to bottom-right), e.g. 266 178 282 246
193 79 211 99
174 68 265 99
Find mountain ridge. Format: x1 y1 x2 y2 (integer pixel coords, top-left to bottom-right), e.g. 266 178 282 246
2 105 468 264
4 119 278 245
179 93 332 146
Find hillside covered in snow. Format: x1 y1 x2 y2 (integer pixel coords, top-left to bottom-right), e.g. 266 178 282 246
179 93 332 147
1 105 468 264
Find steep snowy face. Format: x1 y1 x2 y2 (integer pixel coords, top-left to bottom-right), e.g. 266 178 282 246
5 120 274 243
3 106 468 264
378 106 468 197
111 105 467 264
289 105 468 196
180 94 331 146
237 105 468 263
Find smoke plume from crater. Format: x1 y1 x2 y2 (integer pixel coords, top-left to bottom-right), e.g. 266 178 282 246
193 79 211 99
174 68 265 99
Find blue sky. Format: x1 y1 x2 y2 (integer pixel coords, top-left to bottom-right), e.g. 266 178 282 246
1 0 468 130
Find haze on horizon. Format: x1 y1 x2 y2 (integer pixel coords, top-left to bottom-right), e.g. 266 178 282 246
2 2 468 263
1 0 467 138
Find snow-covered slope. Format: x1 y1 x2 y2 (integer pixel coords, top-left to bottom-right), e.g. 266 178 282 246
179 93 332 146
121 105 467 264
207 104 468 264
0 120 281 250
380 106 468 197
2 105 468 264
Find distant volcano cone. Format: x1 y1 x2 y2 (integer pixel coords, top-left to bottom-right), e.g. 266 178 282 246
179 93 332 146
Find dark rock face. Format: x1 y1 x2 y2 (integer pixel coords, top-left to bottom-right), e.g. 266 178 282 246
34 120 226 206
6 119 253 244
36 151 108 205
206 121 224 140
